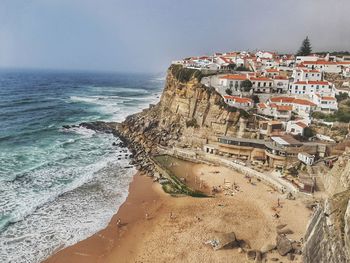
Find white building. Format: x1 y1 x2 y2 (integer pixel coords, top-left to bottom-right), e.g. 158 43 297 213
292 69 322 82
310 94 338 111
269 97 317 118
223 95 253 109
255 51 274 59
250 76 274 93
302 60 342 74
298 152 315 165
273 76 290 93
219 74 248 94
295 55 319 64
289 80 333 96
257 102 292 120
286 121 307 136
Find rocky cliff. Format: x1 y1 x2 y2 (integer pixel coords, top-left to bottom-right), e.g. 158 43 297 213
303 153 350 263
114 65 249 174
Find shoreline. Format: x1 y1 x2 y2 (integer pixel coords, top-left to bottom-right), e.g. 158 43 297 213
44 173 166 263
45 157 311 263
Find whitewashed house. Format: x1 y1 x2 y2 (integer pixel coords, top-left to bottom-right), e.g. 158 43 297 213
255 51 274 59
269 97 317 118
298 152 315 165
250 76 274 93
286 121 307 136
289 80 333 95
310 94 338 111
273 76 290 93
292 69 322 82
257 102 292 120
303 60 342 73
219 74 249 94
295 55 319 64
223 95 253 109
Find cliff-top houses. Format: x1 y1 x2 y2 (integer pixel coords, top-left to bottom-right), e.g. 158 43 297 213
172 49 349 145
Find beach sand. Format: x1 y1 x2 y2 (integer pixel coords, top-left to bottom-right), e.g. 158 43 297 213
45 160 312 263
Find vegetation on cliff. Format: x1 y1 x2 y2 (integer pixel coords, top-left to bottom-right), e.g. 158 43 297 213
169 64 204 83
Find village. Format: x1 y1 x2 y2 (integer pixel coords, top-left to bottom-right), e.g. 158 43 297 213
171 45 350 195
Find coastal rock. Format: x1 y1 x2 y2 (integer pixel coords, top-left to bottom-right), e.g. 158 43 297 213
277 228 294 235
260 243 276 253
276 235 292 256
287 252 295 261
246 250 256 261
303 189 350 263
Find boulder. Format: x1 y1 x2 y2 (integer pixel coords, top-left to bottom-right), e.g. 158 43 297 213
254 250 262 262
287 252 295 261
276 235 293 256
277 228 294 235
276 224 287 230
260 243 276 253
238 239 251 250
208 232 238 250
246 250 256 261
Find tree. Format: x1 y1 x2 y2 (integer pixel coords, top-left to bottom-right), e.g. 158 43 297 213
251 95 259 104
303 127 314 138
227 63 236 70
335 92 349 102
297 36 312 56
225 88 232 95
241 80 253 92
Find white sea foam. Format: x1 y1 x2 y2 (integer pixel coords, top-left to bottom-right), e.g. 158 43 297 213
0 132 135 263
0 77 164 263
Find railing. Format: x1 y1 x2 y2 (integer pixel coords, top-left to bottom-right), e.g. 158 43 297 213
158 146 299 194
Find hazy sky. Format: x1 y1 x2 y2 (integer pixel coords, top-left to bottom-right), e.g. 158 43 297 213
0 0 349 73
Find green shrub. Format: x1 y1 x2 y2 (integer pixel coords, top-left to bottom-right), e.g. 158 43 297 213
225 88 232 95
169 64 203 83
186 118 199 128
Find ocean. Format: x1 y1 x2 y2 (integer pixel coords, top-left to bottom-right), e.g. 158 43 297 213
0 69 164 263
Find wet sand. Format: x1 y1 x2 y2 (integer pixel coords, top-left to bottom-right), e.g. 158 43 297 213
45 159 312 263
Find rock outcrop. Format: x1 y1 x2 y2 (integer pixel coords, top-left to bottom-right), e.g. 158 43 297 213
303 152 350 263
113 65 249 174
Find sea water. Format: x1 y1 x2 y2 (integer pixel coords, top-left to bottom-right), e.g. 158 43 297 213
0 69 164 263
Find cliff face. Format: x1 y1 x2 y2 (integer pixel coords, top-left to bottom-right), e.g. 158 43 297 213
303 153 350 263
114 65 350 262
115 66 246 167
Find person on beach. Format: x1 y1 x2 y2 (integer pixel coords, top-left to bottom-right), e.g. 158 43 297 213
145 213 149 220
277 198 281 208
116 218 121 227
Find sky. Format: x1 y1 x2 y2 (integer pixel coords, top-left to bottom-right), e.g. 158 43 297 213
0 0 349 73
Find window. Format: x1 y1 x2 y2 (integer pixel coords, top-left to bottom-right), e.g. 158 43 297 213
269 82 272 87
263 82 266 87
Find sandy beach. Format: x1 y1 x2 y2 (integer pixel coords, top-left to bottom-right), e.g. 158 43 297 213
45 159 312 263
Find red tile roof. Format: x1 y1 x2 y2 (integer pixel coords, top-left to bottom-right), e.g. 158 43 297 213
294 81 330 85
257 103 267 109
250 77 273 81
277 105 293 111
273 76 288 80
220 74 248 80
321 96 336 101
303 60 337 65
270 97 295 103
223 96 252 103
270 97 316 107
293 98 317 106
296 122 307 128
